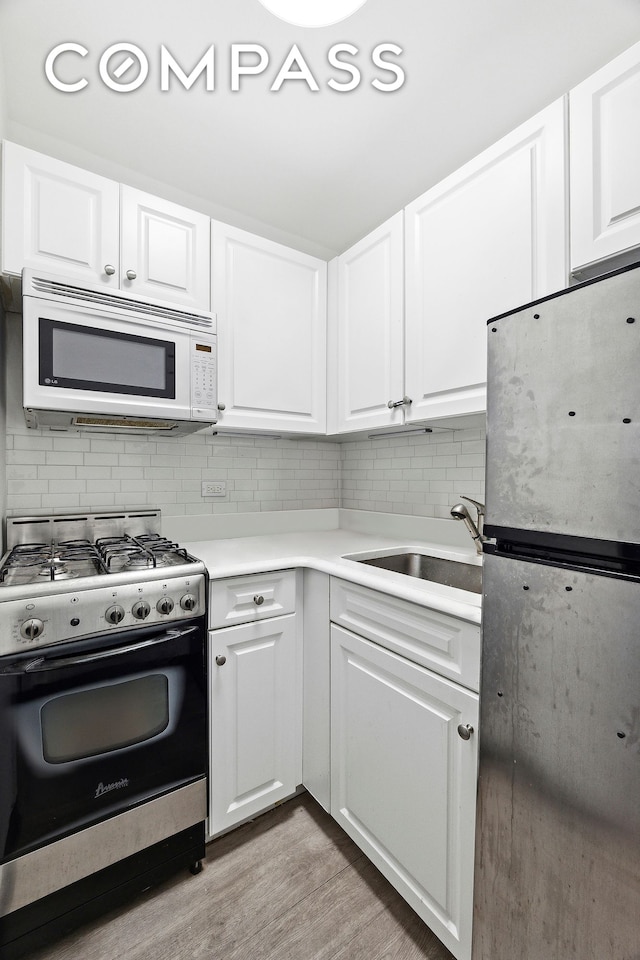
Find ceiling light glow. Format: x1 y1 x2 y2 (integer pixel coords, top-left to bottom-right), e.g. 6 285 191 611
256 0 369 28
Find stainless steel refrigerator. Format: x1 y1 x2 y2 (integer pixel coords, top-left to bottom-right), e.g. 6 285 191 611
473 262 640 960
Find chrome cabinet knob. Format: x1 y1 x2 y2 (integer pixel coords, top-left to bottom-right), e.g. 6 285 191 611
105 604 125 625
104 264 116 276
457 724 474 741
253 595 265 606
215 655 227 666
125 269 137 280
20 618 44 640
217 403 226 412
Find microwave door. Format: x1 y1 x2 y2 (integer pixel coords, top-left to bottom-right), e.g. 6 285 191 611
23 300 193 422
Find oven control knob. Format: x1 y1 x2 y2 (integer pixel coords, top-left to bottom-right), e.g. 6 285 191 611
180 594 197 612
105 604 125 625
20 618 44 641
132 600 151 620
157 597 174 615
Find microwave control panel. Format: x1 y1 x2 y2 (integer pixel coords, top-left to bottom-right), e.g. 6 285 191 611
191 336 217 419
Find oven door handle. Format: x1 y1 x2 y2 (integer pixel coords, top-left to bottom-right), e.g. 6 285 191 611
20 625 200 673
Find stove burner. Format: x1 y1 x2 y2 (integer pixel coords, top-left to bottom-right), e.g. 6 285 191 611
37 558 79 580
96 535 189 571
0 539 105 584
0 515 199 589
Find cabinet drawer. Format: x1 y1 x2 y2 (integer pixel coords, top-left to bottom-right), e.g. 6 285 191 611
330 578 479 692
210 570 296 629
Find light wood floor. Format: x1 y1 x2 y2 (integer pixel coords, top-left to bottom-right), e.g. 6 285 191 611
29 793 455 960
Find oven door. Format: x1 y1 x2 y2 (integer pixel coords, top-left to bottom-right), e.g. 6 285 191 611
0 618 207 864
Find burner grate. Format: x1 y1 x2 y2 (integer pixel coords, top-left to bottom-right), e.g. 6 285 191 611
0 540 106 584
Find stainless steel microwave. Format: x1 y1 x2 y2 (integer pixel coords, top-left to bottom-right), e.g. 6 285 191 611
21 270 217 436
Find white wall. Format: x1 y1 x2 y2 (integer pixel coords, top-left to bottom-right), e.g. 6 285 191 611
0 40 7 140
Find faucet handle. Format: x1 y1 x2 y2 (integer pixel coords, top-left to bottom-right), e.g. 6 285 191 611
460 495 485 537
460 495 485 516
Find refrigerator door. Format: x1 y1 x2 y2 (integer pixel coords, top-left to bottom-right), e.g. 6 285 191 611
474 552 640 960
485 262 640 545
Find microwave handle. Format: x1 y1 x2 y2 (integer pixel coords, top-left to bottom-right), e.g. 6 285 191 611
18 625 199 674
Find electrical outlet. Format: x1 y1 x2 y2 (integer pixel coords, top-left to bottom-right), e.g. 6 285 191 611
202 480 227 497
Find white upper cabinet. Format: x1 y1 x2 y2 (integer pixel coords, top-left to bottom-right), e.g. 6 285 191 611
570 41 640 275
120 186 210 309
331 212 404 433
1 142 211 310
404 98 567 422
1 141 120 286
212 221 327 434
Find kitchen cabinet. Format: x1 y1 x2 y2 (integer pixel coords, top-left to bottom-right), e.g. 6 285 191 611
404 97 567 422
1 142 211 310
570 40 640 276
211 221 327 434
330 577 480 691
2 141 119 287
331 622 479 960
329 578 480 960
328 99 567 434
118 185 210 310
329 212 404 433
208 571 302 835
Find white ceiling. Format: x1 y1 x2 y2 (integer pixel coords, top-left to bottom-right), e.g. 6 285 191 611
1 0 640 258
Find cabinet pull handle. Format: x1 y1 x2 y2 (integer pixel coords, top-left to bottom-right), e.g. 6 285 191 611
217 403 226 412
215 655 227 666
126 269 137 280
387 396 412 409
457 724 474 741
253 595 265 606
104 264 116 276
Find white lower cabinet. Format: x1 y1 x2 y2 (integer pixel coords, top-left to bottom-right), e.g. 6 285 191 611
208 612 301 836
330 623 479 960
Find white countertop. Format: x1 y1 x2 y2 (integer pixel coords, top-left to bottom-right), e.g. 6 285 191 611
184 525 482 625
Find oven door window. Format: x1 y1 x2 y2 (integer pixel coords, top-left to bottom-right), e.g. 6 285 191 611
38 317 176 398
41 675 169 764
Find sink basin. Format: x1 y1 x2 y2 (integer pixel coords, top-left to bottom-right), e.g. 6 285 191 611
353 553 482 594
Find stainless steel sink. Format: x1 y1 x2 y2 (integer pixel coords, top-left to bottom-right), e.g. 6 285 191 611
353 553 482 594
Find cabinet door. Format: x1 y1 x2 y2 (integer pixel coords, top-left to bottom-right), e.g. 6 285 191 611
212 221 327 433
120 186 210 310
404 98 567 422
332 213 405 433
1 141 120 284
208 614 300 835
570 41 640 275
331 625 479 960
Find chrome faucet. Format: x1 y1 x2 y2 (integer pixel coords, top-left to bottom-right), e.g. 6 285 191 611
450 496 486 554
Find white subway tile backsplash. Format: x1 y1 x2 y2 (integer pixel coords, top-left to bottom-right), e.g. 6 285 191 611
341 427 486 519
5 422 484 521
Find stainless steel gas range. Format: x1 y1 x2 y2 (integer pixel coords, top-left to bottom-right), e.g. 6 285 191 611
0 509 208 959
